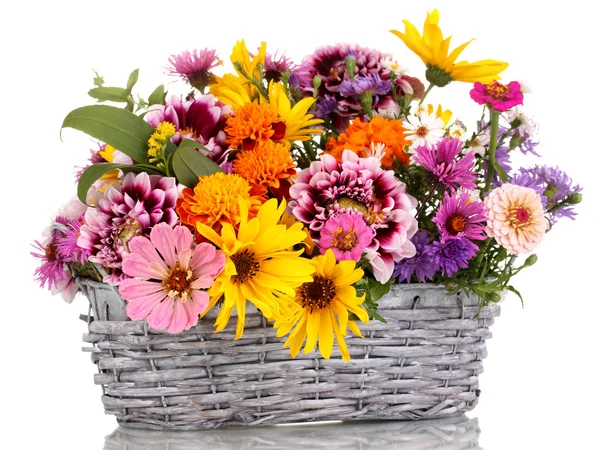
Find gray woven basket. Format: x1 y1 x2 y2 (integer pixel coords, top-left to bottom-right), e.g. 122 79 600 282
78 278 500 430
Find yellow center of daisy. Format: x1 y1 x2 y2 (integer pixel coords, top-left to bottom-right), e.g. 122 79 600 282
508 206 533 228
485 82 510 100
332 227 359 251
337 197 369 216
416 125 429 137
231 249 260 284
446 214 467 235
162 262 194 301
299 276 336 312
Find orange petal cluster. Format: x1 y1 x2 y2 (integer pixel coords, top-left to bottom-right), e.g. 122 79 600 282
325 116 410 168
225 101 285 151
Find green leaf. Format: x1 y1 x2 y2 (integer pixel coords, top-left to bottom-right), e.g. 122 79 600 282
126 69 139 92
88 86 130 103
506 285 524 307
367 279 392 302
148 84 166 105
77 163 126 204
62 105 152 164
172 141 222 187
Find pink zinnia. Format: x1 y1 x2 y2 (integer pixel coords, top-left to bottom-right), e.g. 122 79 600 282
484 184 546 255
319 213 375 262
119 224 225 334
470 81 524 112
432 191 487 242
166 49 222 91
412 138 477 191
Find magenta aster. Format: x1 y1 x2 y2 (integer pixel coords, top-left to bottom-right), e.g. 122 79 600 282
319 213 375 262
470 81 524 112
289 150 418 283
432 191 487 242
119 224 225 334
78 172 179 286
56 216 91 264
412 137 478 191
146 95 233 165
166 49 222 91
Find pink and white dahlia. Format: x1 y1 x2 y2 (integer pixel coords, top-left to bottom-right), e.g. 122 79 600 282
78 172 179 285
120 224 225 334
146 94 233 165
289 150 418 282
484 184 547 255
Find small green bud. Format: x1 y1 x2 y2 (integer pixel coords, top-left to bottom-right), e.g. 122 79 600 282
524 254 538 267
344 54 357 81
359 92 373 115
445 282 458 292
509 133 522 150
567 193 583 204
486 292 502 303
312 75 322 91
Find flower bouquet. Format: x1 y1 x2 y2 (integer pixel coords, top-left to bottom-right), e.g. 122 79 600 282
32 10 581 429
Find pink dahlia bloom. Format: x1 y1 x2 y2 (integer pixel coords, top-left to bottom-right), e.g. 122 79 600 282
289 150 418 282
166 48 222 91
484 184 547 255
78 172 179 285
146 94 233 165
412 138 477 191
432 191 487 242
120 224 225 334
470 81 524 112
320 213 375 262
293 44 423 131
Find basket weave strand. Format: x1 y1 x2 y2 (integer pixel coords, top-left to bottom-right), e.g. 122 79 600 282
79 279 500 430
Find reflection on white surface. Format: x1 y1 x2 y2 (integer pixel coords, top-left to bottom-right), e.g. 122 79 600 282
104 414 480 449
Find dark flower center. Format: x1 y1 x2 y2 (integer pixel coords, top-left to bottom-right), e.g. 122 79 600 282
485 82 510 100
299 276 336 312
231 249 260 284
516 207 531 223
45 244 57 262
446 214 467 235
508 206 533 228
162 262 194 301
416 125 429 137
332 227 359 251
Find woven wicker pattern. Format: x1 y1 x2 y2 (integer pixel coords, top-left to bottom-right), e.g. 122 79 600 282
79 279 500 430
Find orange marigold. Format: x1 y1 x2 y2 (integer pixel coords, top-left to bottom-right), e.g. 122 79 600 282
233 141 297 198
176 172 263 234
225 101 286 151
325 116 410 168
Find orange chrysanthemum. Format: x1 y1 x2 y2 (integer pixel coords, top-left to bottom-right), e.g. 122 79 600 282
176 172 263 234
325 116 410 168
225 101 285 151
233 141 297 197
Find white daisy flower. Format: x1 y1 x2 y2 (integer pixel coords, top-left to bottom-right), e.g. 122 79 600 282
505 107 539 138
448 123 467 141
403 112 445 151
381 56 408 76
466 132 490 156
363 142 387 162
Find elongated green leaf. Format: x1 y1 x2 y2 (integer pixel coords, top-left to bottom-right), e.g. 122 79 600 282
88 87 130 103
172 142 222 187
77 163 126 204
148 84 166 105
62 105 152 163
127 69 139 92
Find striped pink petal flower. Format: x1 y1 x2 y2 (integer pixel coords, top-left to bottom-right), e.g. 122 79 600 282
484 184 547 255
119 224 225 334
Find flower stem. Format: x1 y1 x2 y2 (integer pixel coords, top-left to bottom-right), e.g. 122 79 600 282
419 82 435 105
483 109 500 193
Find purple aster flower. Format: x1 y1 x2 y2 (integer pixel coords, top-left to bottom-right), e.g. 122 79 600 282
338 73 392 97
264 51 297 83
315 96 338 118
146 95 232 165
166 49 222 91
429 237 479 277
393 231 438 283
511 165 582 223
412 137 478 191
498 125 540 157
78 172 179 286
432 191 487 242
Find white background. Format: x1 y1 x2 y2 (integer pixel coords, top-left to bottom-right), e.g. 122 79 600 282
2 0 598 448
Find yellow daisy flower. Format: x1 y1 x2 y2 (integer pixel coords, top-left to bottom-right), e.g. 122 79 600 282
390 9 508 87
275 250 369 361
196 198 315 339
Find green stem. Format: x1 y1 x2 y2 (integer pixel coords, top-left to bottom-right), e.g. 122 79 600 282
419 82 435 105
483 109 500 193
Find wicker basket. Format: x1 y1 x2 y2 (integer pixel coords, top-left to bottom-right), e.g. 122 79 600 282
78 278 500 430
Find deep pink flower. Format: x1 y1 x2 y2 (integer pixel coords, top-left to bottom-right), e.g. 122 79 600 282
166 49 222 91
319 213 375 262
289 150 418 282
120 224 225 334
432 191 487 242
412 138 477 191
470 81 524 112
78 172 179 285
146 95 232 165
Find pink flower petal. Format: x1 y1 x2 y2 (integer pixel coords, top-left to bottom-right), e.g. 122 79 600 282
191 244 225 277
125 291 166 321
122 253 155 279
150 223 177 267
167 300 188 334
190 290 209 314
129 235 166 269
147 298 175 331
173 225 193 255
119 278 164 300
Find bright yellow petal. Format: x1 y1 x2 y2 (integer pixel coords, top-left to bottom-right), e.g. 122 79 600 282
318 311 334 359
348 320 365 338
304 311 321 354
330 310 351 361
235 294 246 340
